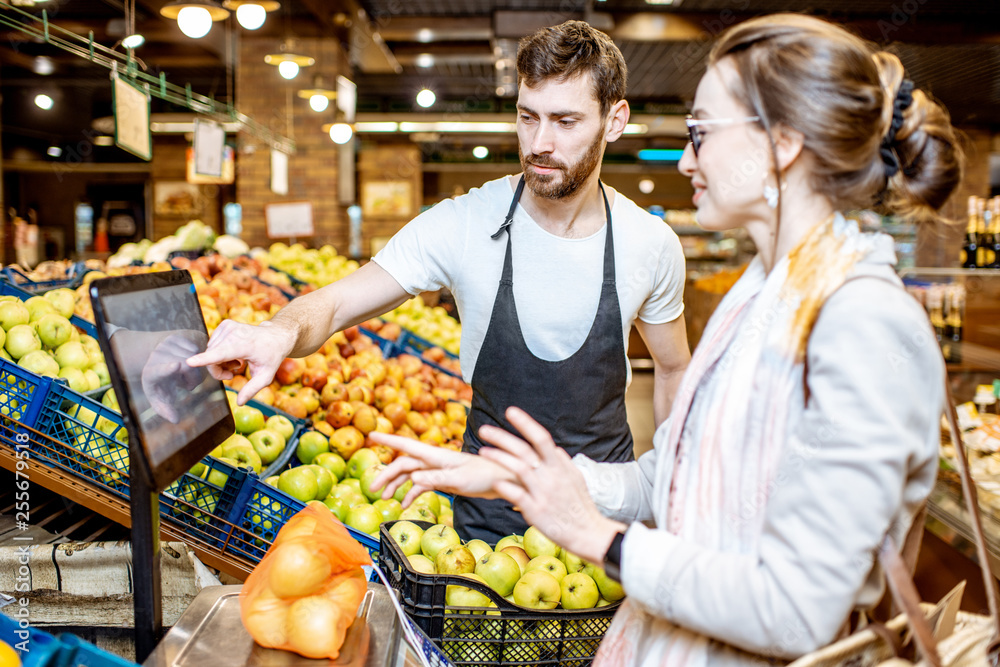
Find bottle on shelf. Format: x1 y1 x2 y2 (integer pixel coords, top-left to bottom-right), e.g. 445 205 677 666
977 197 990 268
962 195 979 269
991 197 1000 270
944 284 964 364
927 284 946 345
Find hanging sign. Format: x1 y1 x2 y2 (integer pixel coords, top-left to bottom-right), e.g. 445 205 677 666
112 73 152 161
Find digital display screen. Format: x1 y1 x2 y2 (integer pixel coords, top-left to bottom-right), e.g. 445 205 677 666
91 273 232 489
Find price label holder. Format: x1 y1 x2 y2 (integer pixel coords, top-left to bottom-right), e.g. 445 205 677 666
89 270 234 662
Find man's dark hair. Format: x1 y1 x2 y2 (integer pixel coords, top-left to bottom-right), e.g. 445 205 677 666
516 20 627 118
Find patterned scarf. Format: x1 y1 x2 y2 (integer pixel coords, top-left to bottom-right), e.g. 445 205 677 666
595 214 890 666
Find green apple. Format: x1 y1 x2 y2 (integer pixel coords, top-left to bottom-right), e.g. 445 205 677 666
340 477 363 495
466 539 492 563
399 504 436 523
392 479 413 503
248 428 285 464
597 597 613 607
560 549 587 575
323 496 351 521
308 464 334 500
83 369 101 391
233 404 265 434
58 366 89 392
24 296 56 322
208 458 237 487
20 350 59 377
265 475 280 488
412 491 442 517
499 546 529 576
0 301 30 331
313 451 346 482
346 447 380 479
373 498 402 522
189 461 207 478
408 553 436 574
437 545 477 575
265 414 294 442
102 388 120 411
560 572 599 609
512 570 561 610
494 534 523 553
278 466 318 502
91 362 110 387
525 555 567 583
360 464 387 502
54 340 91 370
585 563 625 602
474 551 521 597
445 573 492 607
216 433 251 458
420 524 461 560
389 520 425 556
44 288 76 319
5 324 41 360
37 314 73 350
221 441 262 473
0 347 11 362
79 334 102 357
344 503 382 534
523 525 560 559
439 495 452 511
340 491 367 509
295 430 329 465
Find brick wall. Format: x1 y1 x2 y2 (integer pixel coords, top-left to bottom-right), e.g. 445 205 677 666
236 36 349 250
150 136 222 240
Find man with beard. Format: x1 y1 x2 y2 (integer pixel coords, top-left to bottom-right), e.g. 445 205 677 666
188 20 689 542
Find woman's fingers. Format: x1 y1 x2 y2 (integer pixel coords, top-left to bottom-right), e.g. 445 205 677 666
506 407 560 460
370 455 424 499
369 432 445 461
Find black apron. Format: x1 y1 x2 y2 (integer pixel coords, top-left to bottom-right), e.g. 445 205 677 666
453 177 634 544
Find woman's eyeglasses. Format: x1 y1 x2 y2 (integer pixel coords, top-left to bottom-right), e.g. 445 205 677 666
685 115 761 156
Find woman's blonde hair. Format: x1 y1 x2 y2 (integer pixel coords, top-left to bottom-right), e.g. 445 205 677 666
709 13 963 224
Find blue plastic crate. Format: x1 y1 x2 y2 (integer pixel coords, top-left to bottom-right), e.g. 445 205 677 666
0 281 98 337
161 456 249 551
359 327 398 358
1 266 76 294
397 330 462 378
222 474 380 568
0 611 137 667
0 357 52 435
223 387 306 479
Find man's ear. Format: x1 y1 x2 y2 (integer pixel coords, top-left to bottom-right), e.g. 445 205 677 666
772 124 805 172
604 100 630 143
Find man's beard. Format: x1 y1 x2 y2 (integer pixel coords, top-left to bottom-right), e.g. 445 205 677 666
519 129 604 200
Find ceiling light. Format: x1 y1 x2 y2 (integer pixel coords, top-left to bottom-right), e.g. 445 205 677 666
416 88 436 108
309 94 329 112
265 51 315 80
623 123 648 135
160 1 230 39
47 146 62 158
33 56 54 75
417 28 432 43
122 34 145 48
34 94 53 110
415 53 434 68
639 178 655 194
223 1 280 30
328 123 353 144
473 146 489 159
354 122 398 132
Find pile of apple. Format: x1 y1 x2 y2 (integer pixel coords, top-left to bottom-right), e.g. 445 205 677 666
378 295 461 357
195 395 298 478
224 326 471 459
0 291 110 392
261 243 360 288
388 522 624 611
258 436 453 540
362 318 461 376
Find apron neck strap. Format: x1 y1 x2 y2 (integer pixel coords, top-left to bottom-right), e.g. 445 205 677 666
491 176 525 240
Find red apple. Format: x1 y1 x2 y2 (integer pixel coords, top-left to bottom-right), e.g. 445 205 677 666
275 358 305 386
343 326 360 341
326 401 355 428
301 367 328 392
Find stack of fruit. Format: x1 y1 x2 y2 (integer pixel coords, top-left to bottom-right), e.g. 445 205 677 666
267 436 453 539
387 523 624 610
378 296 461 356
224 325 471 457
0 291 109 391
261 243 360 288
195 394 298 477
363 318 461 376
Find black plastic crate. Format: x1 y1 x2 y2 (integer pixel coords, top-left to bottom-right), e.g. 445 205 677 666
379 521 619 666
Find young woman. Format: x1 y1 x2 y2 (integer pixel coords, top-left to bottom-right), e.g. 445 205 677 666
371 13 963 665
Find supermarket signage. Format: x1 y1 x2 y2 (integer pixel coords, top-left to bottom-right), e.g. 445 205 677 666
265 201 314 239
192 118 225 177
112 74 152 161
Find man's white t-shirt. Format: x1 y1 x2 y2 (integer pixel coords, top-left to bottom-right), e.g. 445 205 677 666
373 176 686 383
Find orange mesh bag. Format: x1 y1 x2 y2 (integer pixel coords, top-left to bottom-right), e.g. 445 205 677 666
240 505 372 659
